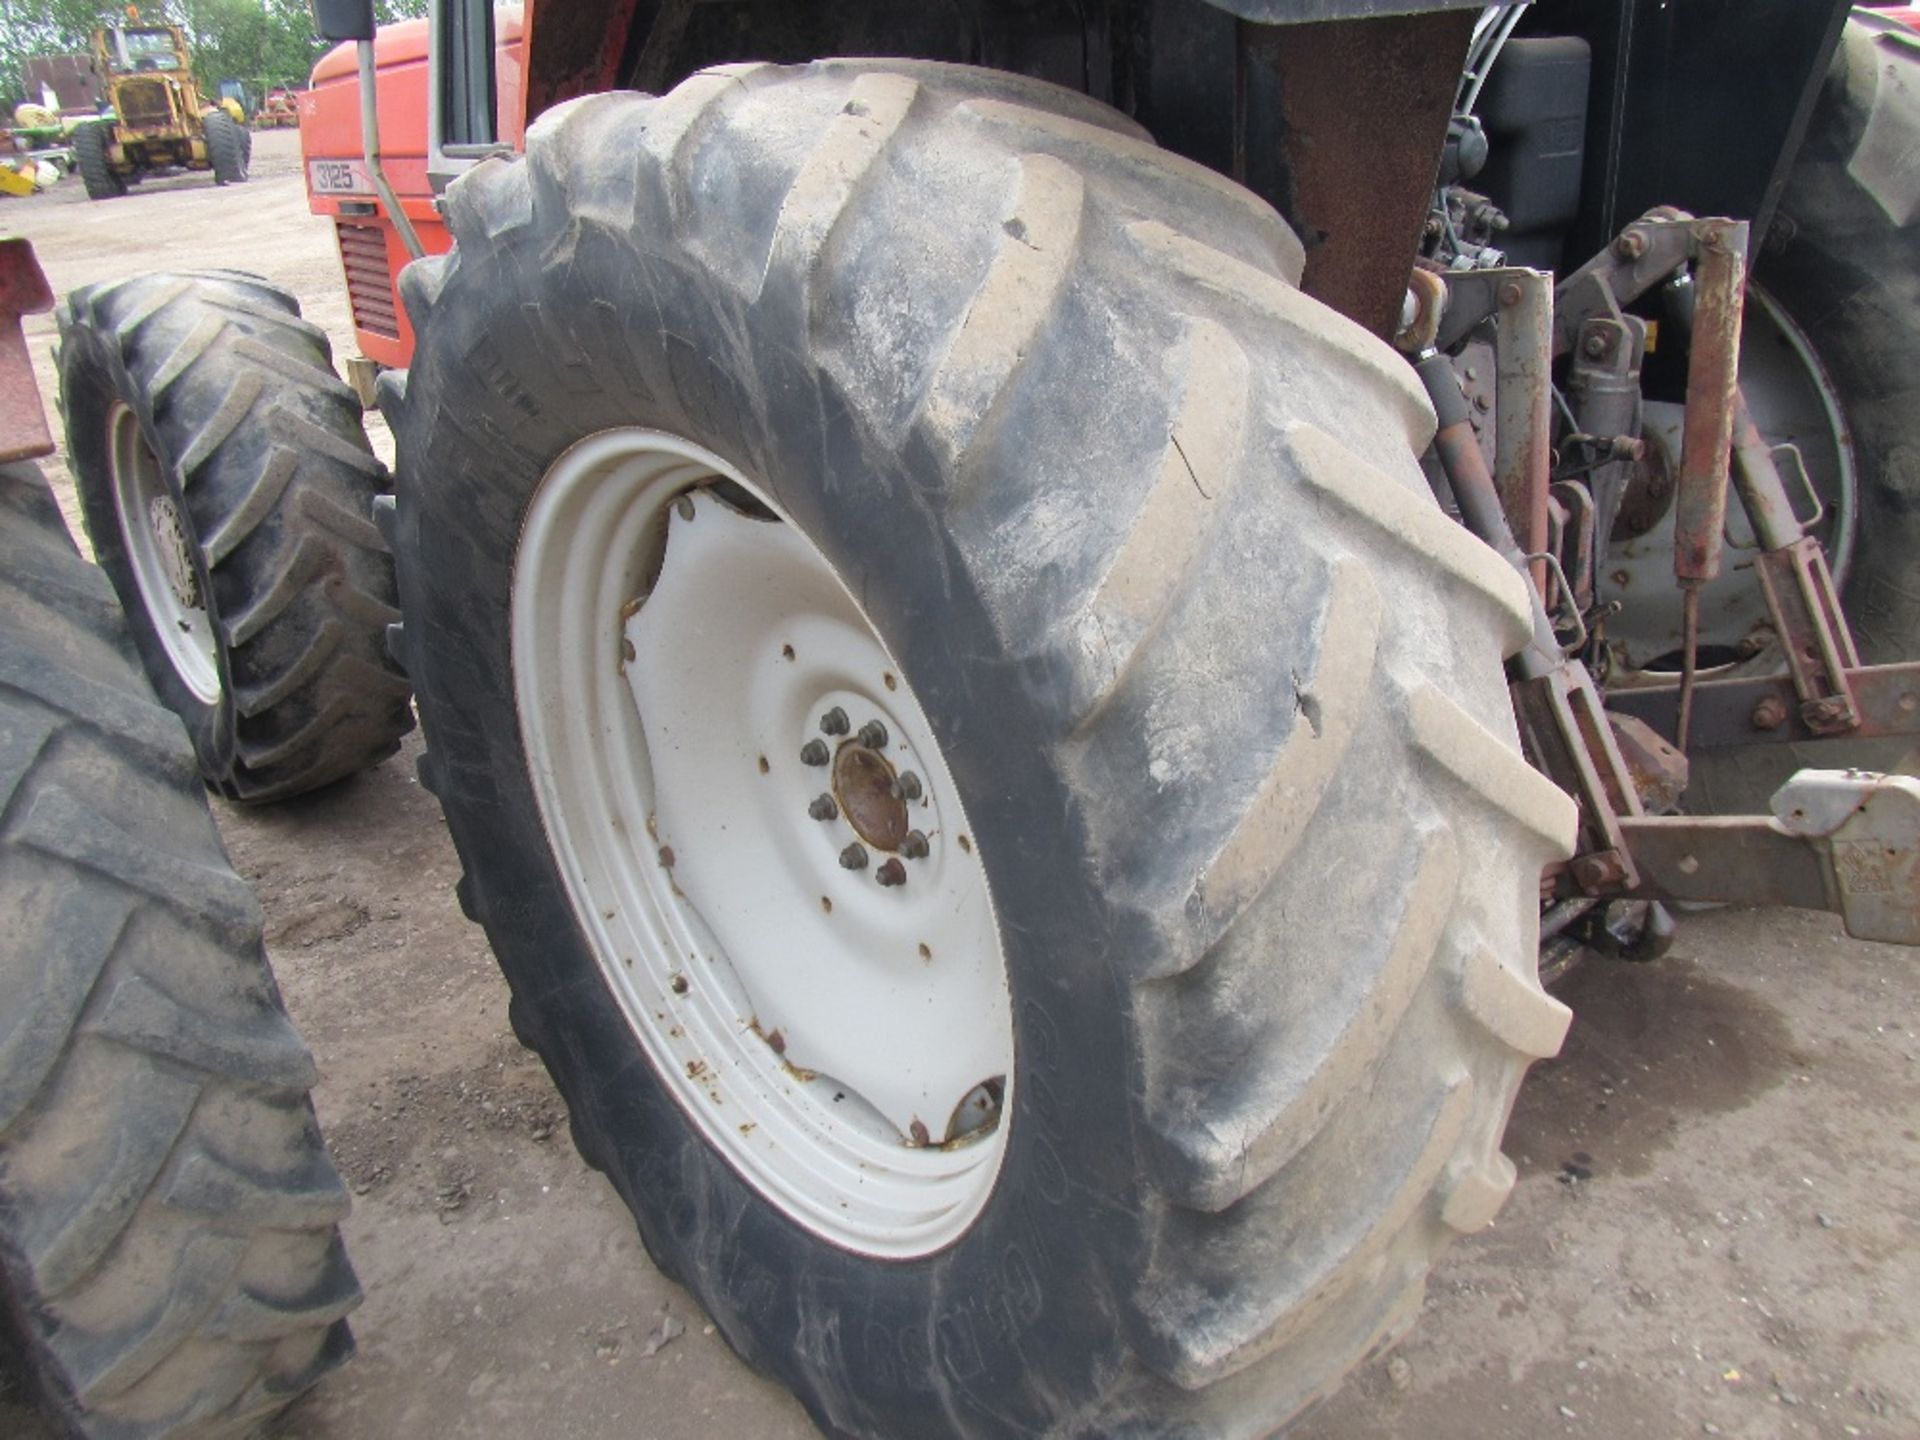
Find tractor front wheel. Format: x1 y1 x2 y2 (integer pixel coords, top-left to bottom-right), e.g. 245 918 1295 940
72 122 124 201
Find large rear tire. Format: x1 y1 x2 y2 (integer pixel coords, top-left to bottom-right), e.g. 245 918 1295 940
0 461 358 1438
1688 14 1920 811
385 64 1575 1438
59 271 413 802
203 111 248 187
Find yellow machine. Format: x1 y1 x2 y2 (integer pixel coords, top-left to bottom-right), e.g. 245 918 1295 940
72 21 249 199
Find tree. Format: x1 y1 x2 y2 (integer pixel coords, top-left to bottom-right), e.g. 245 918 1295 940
1 0 433 109
0 0 110 108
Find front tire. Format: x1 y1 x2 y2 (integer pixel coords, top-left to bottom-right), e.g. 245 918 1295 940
59 271 413 802
386 64 1575 1438
72 122 125 201
203 110 248 186
0 461 358 1438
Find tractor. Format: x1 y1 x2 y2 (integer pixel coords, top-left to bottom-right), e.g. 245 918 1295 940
7 0 1920 1437
71 19 251 200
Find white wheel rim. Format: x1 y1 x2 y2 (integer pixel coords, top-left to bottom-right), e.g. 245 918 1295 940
511 429 1014 1258
108 401 220 704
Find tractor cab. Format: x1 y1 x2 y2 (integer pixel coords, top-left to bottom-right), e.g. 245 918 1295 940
103 26 189 75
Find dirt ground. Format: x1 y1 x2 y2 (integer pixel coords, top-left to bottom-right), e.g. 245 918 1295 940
2 130 1916 1440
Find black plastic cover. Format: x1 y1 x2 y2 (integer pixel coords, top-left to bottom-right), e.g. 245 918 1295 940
308 0 374 43
1479 37 1592 235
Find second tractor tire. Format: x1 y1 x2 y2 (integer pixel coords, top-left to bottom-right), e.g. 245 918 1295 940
59 270 413 802
385 62 1577 1439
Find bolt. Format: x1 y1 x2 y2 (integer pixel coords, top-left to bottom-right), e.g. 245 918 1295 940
1582 331 1609 359
1801 696 1852 731
1570 852 1629 891
902 830 929 860
1463 366 1478 383
1614 229 1647 260
839 843 868 871
800 739 830 766
858 719 888 749
820 706 850 736
1473 393 1492 413
895 771 923 802
1750 696 1789 731
1499 281 1523 307
875 858 907 887
674 495 695 521
808 793 839 821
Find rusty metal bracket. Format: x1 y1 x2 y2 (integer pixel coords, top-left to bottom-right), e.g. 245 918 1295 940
1551 209 1720 358
1622 771 1920 946
1755 538 1862 733
0 239 55 464
1668 227 1748 588
1514 662 1644 892
1426 266 1555 586
1606 658 1920 750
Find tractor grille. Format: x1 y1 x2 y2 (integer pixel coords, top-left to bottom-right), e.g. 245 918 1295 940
116 77 172 128
336 222 399 340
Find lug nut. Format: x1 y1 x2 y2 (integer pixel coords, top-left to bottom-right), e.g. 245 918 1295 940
808 793 839 821
800 739 830 766
875 858 908 887
1750 695 1788 731
839 843 868 871
820 706 850 736
858 719 888 749
902 830 929 860
895 770 922 801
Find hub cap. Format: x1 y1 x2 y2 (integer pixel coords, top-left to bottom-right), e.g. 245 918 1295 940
511 429 1013 1257
108 400 219 703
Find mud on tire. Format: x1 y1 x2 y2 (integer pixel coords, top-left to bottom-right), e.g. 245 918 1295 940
59 271 413 802
0 461 358 1438
385 62 1577 1438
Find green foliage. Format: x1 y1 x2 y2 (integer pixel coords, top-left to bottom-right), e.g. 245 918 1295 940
1 0 431 108
0 0 109 107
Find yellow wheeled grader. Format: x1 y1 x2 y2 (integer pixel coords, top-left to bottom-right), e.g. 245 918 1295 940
72 19 250 200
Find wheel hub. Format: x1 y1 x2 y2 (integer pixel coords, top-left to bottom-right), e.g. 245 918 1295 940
512 428 1013 1257
106 401 220 705
831 737 910 853
147 494 199 608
